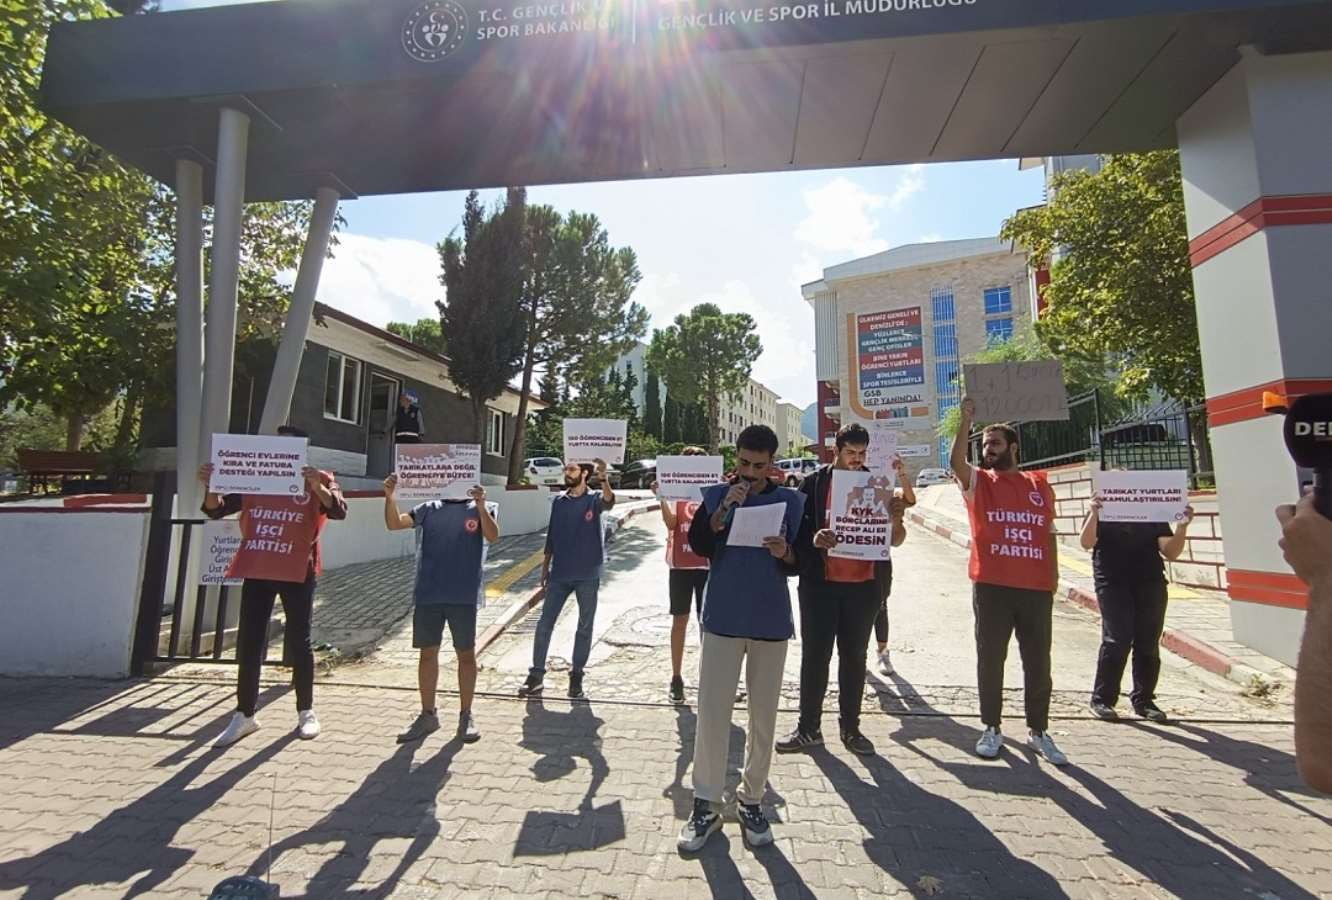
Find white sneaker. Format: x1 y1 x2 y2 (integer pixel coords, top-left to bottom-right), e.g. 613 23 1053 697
215 712 259 747
975 727 1003 759
877 649 894 676
297 710 321 740
1028 731 1068 766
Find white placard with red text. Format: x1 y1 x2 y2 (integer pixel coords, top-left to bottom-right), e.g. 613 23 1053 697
657 455 724 502
828 468 894 561
1095 470 1189 523
209 434 307 496
395 443 481 502
563 418 627 465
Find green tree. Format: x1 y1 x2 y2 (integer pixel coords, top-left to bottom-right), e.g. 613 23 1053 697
1001 151 1202 401
439 189 529 442
643 367 662 438
662 393 682 444
646 303 761 452
505 206 646 484
386 318 446 355
683 401 710 446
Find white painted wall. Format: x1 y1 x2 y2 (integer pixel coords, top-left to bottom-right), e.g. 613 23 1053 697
0 510 149 677
320 487 554 571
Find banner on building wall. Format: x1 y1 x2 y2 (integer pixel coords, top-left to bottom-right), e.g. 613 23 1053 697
853 309 930 424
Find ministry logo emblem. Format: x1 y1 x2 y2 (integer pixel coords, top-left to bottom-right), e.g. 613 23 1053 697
403 0 468 62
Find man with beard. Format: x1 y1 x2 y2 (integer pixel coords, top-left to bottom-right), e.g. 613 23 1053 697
520 458 614 700
951 398 1067 766
676 425 804 852
779 423 906 757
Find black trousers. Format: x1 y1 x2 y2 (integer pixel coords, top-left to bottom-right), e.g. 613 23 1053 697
873 597 889 645
236 575 316 717
973 583 1053 732
798 580 880 734
1092 580 1168 708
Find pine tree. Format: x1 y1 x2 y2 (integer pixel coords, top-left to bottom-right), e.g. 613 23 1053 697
663 393 681 444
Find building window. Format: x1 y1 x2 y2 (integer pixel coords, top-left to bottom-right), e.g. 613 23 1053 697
486 409 505 456
931 287 961 433
986 317 1014 343
931 286 956 323
984 286 1012 315
323 351 362 424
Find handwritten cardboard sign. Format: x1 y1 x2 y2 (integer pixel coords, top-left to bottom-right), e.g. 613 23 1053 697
828 468 894 561
209 434 308 496
1095 470 1190 523
564 418 627 465
864 423 899 476
200 520 243 586
963 361 1069 422
395 443 481 502
657 455 724 502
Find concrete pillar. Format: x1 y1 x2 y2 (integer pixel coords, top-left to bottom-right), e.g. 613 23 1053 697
174 159 205 513
258 186 340 435
1176 48 1332 665
198 107 250 454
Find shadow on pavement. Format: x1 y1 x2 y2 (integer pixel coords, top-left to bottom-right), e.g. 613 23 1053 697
246 738 463 898
514 699 624 855
879 672 1320 899
601 521 660 581
0 731 295 898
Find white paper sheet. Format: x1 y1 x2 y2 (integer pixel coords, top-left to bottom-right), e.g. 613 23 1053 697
727 502 788 548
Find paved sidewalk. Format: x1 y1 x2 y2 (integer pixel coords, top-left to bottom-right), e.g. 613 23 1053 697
1 677 1329 899
905 486 1298 691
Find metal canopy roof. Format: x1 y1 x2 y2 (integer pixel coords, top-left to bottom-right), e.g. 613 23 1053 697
39 0 1332 201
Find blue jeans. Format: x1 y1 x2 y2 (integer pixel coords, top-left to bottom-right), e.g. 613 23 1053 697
530 577 600 678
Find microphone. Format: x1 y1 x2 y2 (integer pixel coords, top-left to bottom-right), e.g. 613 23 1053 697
1269 392 1332 517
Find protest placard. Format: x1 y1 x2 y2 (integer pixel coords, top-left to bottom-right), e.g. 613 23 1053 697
209 434 308 496
1095 470 1190 523
200 520 242 586
656 455 723 502
864 423 899 476
395 443 481 502
564 418 628 464
828 468 894 561
963 361 1069 422
898 444 934 458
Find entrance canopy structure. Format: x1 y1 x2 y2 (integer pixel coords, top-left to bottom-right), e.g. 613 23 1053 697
40 0 1332 663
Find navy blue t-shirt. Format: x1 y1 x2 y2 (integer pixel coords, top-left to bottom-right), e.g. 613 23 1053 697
411 499 497 606
545 490 611 582
697 483 804 641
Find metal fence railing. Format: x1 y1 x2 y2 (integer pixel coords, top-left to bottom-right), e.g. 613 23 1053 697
969 391 1215 489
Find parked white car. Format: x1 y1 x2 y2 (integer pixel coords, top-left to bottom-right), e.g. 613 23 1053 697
915 467 954 487
774 458 814 486
524 456 564 486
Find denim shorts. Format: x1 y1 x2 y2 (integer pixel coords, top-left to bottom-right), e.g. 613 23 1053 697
413 603 478 651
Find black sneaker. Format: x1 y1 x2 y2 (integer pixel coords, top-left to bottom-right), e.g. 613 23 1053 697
737 802 774 846
396 710 439 744
1089 701 1118 721
677 798 722 852
775 728 823 754
1134 702 1169 723
669 676 685 705
458 711 480 743
518 675 544 698
568 670 585 700
840 727 875 756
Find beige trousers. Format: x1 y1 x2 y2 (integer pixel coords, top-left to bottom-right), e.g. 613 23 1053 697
690 631 789 806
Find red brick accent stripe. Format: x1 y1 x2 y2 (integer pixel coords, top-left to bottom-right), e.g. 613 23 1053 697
1205 378 1332 428
1227 568 1309 610
1189 194 1332 268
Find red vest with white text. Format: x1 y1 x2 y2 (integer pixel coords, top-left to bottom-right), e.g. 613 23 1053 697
665 501 708 570
967 468 1056 591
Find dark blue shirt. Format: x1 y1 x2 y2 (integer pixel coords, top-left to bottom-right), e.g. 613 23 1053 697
411 500 496 606
545 490 611 582
695 483 804 641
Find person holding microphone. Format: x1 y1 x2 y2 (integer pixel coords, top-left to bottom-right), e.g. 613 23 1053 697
1080 488 1193 723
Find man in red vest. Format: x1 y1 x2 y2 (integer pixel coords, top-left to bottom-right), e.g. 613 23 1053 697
654 446 710 705
950 397 1067 766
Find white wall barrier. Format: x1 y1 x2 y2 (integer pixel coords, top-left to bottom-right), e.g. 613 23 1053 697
0 507 150 678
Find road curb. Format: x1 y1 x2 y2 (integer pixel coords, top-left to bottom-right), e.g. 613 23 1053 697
475 501 658 658
906 507 1254 687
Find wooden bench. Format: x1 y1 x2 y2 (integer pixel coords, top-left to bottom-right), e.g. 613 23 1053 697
16 448 105 494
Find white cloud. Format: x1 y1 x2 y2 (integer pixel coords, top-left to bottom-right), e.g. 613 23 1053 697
793 178 890 258
315 233 440 327
917 232 944 244
887 164 926 211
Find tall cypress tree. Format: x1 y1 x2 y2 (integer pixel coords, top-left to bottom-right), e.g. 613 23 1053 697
644 369 662 438
663 393 681 444
684 402 709 445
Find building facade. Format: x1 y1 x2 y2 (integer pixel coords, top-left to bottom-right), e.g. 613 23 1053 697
142 303 544 488
803 238 1032 475
775 401 809 457
718 377 779 447
607 341 653 413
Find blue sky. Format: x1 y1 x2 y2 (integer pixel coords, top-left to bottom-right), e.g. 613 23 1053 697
160 1 1046 408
